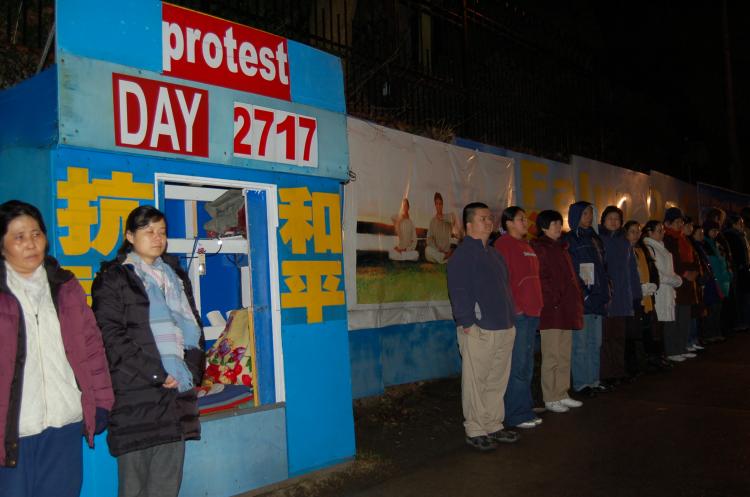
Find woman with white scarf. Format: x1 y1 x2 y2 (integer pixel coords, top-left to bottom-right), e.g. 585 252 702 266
642 220 686 362
92 205 204 497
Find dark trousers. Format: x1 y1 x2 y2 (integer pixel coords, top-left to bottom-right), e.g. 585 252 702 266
701 302 723 339
0 422 83 497
625 308 649 376
503 314 539 427
601 316 627 380
118 440 186 497
664 304 691 356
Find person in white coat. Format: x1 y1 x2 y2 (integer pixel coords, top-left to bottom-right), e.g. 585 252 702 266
642 220 686 362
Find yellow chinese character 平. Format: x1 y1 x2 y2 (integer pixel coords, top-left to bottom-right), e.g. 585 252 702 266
278 187 342 255
57 167 153 255
281 260 345 323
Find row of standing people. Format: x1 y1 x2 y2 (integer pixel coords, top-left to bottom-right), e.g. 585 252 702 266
0 200 204 497
447 201 750 452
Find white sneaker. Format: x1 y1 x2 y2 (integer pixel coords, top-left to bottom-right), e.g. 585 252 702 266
560 397 583 408
516 420 539 429
686 345 697 352
545 401 570 413
693 344 705 350
681 352 697 358
532 417 543 426
667 355 686 362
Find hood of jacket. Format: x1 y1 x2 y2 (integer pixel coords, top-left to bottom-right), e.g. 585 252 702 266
568 201 593 232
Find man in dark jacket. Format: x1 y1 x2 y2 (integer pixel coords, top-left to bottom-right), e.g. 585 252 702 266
563 201 610 396
447 202 518 452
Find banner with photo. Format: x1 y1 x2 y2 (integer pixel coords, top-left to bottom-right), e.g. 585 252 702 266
648 170 699 221
696 182 750 221
571 155 650 225
344 118 514 330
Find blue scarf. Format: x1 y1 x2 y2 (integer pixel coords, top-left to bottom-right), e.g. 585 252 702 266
125 253 201 392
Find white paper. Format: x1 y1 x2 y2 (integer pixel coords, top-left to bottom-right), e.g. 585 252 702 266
579 263 595 286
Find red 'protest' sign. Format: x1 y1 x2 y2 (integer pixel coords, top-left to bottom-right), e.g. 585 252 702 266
162 2 291 101
112 73 209 157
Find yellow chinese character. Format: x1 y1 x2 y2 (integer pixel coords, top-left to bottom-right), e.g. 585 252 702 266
312 192 342 254
57 167 153 255
278 187 313 254
281 260 344 323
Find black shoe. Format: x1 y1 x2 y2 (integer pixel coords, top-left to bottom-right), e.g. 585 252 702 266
488 429 520 444
577 387 598 398
466 435 498 452
594 383 611 393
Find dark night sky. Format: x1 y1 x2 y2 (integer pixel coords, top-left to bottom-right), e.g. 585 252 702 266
586 2 747 192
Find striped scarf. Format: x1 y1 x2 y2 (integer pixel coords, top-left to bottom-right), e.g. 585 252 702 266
125 253 201 392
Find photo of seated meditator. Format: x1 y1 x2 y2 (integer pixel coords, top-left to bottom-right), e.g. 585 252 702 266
389 198 419 261
425 192 458 264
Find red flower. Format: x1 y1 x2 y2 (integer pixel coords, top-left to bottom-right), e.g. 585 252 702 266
233 363 243 375
205 364 221 381
241 374 252 386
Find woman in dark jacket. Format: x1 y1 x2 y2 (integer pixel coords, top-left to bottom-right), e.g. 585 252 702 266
598 206 642 386
92 205 205 497
0 200 113 497
531 210 584 413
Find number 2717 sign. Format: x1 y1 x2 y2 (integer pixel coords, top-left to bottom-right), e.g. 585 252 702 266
233 103 318 167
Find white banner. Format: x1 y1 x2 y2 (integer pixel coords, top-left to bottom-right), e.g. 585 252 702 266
344 118 514 330
571 155 650 224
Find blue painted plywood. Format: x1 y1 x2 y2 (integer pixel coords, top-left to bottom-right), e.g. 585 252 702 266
0 68 57 147
56 0 162 72
288 40 346 113
0 147 53 227
180 407 288 497
282 320 355 475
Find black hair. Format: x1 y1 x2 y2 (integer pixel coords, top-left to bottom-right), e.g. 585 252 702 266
0 200 49 258
741 206 750 223
642 220 662 237
600 205 623 226
463 202 489 230
536 209 563 234
117 205 167 257
727 213 744 229
623 220 640 234
500 206 525 232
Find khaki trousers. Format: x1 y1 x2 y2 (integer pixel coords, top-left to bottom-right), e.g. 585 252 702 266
457 324 516 438
540 329 572 403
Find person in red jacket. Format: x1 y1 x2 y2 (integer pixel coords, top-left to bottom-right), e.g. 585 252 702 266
0 200 114 497
531 210 585 413
494 206 543 429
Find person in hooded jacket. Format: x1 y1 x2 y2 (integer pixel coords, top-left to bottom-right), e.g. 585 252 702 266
0 200 114 497
598 206 642 386
563 201 611 397
531 210 584 413
92 205 205 497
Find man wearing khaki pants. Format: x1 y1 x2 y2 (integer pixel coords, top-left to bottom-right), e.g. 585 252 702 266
447 202 518 452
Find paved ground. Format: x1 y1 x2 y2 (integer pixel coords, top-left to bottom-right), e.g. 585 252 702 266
256 333 750 497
